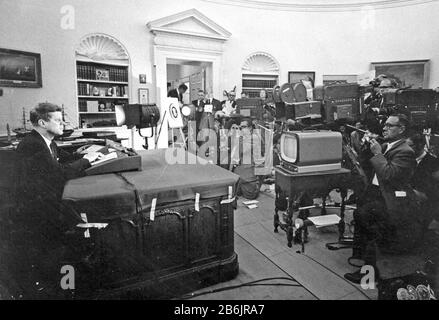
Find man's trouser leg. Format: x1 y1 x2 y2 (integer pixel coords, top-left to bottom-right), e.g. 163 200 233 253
353 199 388 267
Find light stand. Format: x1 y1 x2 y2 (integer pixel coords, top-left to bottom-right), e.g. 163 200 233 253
138 125 156 150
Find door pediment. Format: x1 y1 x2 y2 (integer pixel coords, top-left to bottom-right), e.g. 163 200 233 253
147 9 231 41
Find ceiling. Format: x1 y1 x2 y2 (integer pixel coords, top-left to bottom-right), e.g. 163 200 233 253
201 0 438 12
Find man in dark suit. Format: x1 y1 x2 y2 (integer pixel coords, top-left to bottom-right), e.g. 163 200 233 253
192 90 222 152
192 89 210 133
407 133 439 225
345 114 422 283
350 121 364 155
167 83 188 103
13 103 101 297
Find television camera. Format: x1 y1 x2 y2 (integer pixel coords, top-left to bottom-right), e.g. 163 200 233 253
271 77 439 189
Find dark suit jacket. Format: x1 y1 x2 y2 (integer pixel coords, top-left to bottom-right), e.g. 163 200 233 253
370 139 418 224
15 130 90 245
411 152 439 198
168 88 182 102
192 99 210 131
411 152 439 221
193 99 221 130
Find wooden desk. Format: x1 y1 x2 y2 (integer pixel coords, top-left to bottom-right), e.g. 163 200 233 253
274 165 352 247
61 149 239 298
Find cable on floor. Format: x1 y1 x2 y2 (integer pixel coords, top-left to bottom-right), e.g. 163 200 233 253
178 276 303 300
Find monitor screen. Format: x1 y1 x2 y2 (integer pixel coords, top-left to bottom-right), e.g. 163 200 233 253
281 134 297 163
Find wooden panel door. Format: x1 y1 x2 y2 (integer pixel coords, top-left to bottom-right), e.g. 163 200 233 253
189 70 205 102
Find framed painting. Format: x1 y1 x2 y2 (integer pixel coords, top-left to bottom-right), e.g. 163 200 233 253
288 71 315 87
0 48 42 87
139 74 147 84
322 74 357 86
138 88 149 104
96 68 110 81
371 60 430 89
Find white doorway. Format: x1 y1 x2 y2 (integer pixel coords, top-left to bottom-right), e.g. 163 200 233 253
147 9 231 148
167 59 213 104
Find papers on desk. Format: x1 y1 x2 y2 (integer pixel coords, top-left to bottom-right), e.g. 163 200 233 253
91 151 117 166
307 214 341 228
243 200 259 209
243 200 259 205
56 138 105 146
82 144 105 153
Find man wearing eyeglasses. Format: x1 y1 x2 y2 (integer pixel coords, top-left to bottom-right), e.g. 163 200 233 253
345 114 422 284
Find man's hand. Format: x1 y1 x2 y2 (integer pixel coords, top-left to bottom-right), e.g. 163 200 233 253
75 144 90 155
414 189 428 202
365 130 379 140
370 138 382 155
83 151 103 163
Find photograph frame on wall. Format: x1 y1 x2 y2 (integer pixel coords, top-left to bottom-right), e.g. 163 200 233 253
371 60 430 89
138 88 149 104
0 48 42 88
139 74 147 84
288 71 315 87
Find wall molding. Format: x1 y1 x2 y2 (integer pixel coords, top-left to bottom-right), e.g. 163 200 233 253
147 8 232 40
202 0 439 12
75 33 129 63
242 52 280 75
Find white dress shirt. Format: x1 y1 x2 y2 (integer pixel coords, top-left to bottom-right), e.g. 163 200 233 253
416 150 427 164
222 100 236 116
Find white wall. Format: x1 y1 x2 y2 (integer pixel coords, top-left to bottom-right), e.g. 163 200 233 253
1 0 439 140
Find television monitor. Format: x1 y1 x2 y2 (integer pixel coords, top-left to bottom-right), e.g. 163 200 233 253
279 130 342 172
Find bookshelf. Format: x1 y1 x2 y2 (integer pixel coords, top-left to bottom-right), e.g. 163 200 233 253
76 60 129 128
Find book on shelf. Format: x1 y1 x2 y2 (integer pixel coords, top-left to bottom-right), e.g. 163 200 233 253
87 101 99 113
78 100 87 112
77 63 128 83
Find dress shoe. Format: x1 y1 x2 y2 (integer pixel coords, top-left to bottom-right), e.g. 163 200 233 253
344 269 363 284
348 256 364 268
344 266 380 284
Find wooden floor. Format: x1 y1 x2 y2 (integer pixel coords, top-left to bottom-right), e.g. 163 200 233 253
190 187 378 300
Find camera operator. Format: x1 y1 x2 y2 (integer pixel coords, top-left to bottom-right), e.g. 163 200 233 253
344 114 423 284
407 133 439 228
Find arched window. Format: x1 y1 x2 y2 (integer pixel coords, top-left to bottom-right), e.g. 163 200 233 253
241 52 280 98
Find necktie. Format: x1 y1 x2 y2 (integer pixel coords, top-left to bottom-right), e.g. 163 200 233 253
50 141 58 161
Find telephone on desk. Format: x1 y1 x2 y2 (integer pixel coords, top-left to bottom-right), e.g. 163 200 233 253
78 141 142 175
